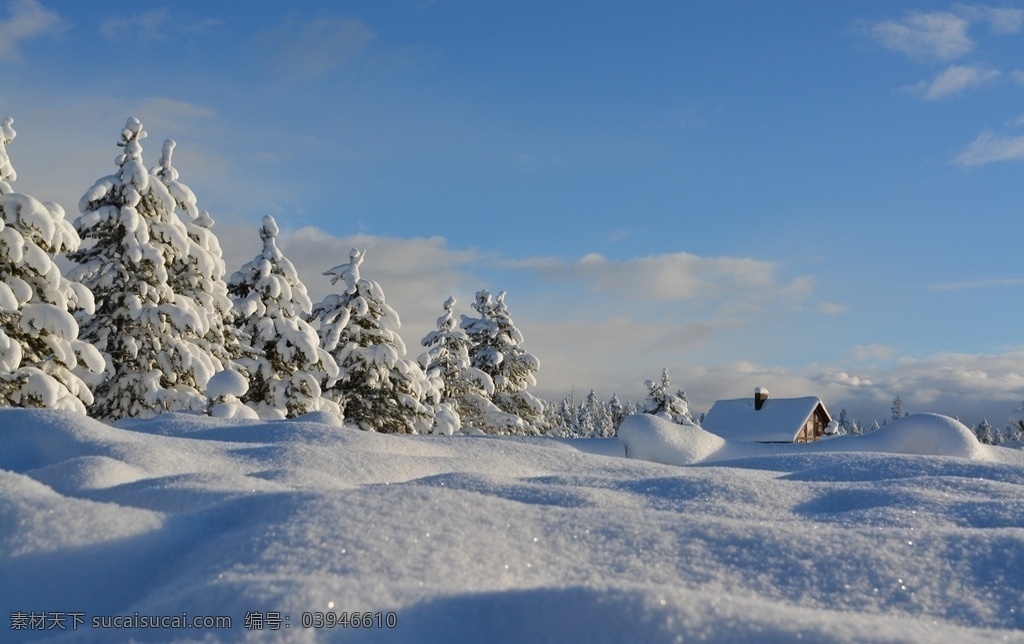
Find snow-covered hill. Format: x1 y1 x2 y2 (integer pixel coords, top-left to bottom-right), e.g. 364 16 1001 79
2 409 1023 642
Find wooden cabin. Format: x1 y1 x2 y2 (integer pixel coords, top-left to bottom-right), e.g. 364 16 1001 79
701 387 832 443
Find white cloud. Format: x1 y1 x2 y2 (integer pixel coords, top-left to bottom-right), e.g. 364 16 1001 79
0 0 64 62
901 64 1001 100
954 130 1024 166
868 11 974 61
509 251 806 304
264 16 376 80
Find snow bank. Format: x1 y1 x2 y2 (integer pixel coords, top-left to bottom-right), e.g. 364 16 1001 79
3 409 1024 642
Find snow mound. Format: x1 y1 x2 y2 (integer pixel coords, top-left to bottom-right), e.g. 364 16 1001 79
831 413 986 459
27 455 149 493
618 413 725 465
205 369 248 399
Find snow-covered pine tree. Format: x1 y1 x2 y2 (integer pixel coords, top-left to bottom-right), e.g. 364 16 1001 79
891 395 905 421
312 248 438 433
836 408 853 436
460 289 545 434
0 117 105 413
151 139 250 373
609 393 628 432
551 391 580 436
642 368 693 425
579 389 614 437
419 296 524 434
227 215 338 419
419 296 470 413
67 117 215 419
974 419 993 444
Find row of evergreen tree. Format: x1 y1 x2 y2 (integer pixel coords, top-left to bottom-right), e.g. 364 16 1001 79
0 117 548 434
547 369 693 437
4 116 1019 442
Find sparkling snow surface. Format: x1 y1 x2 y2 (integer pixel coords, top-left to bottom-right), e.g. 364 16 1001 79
2 410 1024 643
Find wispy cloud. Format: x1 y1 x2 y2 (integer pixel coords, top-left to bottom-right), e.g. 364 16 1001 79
901 64 1001 100
954 129 1024 166
99 8 220 41
506 251 809 304
0 0 64 62
849 344 898 362
956 4 1024 34
867 10 973 61
816 302 847 315
263 16 376 80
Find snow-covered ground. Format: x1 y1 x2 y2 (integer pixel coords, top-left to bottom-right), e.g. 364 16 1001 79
3 410 1024 643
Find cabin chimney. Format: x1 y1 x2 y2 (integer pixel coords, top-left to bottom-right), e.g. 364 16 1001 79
754 387 769 411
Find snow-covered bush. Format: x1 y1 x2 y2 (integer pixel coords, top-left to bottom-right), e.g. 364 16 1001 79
312 248 438 433
0 117 105 413
642 368 693 425
68 118 216 419
228 215 338 419
460 290 545 434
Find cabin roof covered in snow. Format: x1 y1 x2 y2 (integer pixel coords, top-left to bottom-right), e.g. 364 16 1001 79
701 396 829 442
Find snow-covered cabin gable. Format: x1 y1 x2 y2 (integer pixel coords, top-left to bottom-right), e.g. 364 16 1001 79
701 389 832 443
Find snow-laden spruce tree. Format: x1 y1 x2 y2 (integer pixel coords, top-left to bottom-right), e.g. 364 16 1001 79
891 395 906 421
312 248 438 433
420 296 524 434
68 117 218 418
579 389 615 437
151 139 250 373
609 393 636 432
0 117 105 413
460 289 545 434
228 215 338 419
642 368 694 425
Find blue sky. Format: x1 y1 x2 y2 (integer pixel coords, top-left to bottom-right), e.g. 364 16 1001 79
1 0 1023 424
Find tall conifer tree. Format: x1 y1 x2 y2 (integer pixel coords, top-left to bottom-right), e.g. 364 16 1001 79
0 117 104 413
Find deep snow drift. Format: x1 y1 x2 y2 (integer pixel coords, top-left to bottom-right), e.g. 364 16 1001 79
2 409 1024 642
